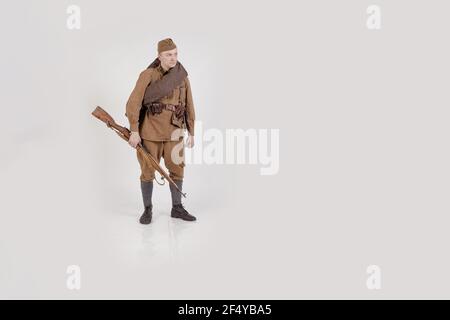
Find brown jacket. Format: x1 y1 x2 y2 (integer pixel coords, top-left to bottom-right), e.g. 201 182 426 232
126 64 196 141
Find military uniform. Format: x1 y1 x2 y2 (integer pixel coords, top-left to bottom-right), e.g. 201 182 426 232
126 64 195 141
126 64 195 182
126 38 197 224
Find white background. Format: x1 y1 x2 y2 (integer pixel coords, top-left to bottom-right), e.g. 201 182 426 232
1 0 449 298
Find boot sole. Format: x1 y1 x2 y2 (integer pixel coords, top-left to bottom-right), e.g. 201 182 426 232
171 214 196 221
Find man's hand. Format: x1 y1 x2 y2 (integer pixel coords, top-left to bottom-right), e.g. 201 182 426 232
128 131 141 149
186 135 194 148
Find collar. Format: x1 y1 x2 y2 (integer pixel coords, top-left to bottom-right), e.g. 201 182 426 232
158 62 178 75
157 64 170 75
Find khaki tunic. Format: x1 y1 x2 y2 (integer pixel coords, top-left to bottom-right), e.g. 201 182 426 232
125 64 196 141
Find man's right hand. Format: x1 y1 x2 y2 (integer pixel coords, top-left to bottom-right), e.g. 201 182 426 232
128 131 141 149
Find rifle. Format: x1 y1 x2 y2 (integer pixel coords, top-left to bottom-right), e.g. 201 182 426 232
91 106 186 198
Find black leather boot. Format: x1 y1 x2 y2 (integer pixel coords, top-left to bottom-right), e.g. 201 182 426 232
139 180 153 224
169 180 196 221
169 179 183 207
139 205 153 224
171 204 196 221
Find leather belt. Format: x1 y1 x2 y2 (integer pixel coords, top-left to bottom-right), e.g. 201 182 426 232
147 102 186 119
150 103 178 112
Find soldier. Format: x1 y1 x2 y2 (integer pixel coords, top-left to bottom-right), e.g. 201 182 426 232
126 38 197 224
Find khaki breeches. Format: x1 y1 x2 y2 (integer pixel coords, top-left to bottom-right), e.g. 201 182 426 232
137 138 185 182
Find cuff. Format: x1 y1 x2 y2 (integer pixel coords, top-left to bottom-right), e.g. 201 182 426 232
130 122 139 132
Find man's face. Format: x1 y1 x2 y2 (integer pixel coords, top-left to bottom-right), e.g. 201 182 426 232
158 48 178 69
